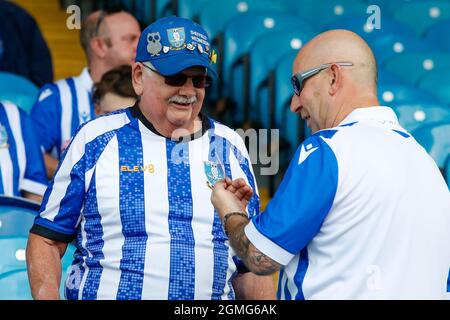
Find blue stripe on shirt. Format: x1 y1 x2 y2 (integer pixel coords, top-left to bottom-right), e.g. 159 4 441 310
116 126 147 300
81 171 105 300
208 124 232 300
0 105 20 196
166 139 195 300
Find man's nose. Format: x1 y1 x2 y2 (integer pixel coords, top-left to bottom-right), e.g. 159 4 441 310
290 95 302 113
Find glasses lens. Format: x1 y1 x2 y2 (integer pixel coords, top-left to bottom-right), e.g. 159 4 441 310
192 76 210 88
291 75 301 95
164 74 188 87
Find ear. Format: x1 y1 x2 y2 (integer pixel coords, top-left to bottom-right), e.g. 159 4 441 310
90 37 107 59
328 64 342 96
132 63 144 96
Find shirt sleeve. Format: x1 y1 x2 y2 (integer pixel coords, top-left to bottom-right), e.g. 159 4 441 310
245 135 339 265
18 109 47 196
30 84 61 154
30 124 87 243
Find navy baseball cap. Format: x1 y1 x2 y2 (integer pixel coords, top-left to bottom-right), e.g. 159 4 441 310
135 16 217 78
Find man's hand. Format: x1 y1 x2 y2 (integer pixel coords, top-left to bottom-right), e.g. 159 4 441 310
211 177 253 219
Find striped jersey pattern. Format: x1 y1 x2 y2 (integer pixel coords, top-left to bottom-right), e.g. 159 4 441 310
31 105 260 300
30 68 95 159
0 101 47 196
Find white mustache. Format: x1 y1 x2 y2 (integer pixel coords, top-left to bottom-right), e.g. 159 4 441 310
168 96 197 104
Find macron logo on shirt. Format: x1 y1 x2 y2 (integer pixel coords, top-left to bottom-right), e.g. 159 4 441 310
298 143 318 165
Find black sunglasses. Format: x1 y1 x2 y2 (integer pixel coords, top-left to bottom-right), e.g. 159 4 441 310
142 63 210 89
291 62 353 96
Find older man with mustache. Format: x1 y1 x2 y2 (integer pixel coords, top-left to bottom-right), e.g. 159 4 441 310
26 16 275 300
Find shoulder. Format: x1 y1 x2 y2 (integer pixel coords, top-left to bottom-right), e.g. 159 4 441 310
0 101 29 121
209 118 249 154
74 108 132 143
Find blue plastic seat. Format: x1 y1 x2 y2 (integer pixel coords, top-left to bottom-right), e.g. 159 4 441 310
383 52 450 86
273 51 297 129
362 0 417 16
425 19 450 53
325 16 416 44
418 69 450 106
286 0 369 31
0 245 75 300
249 28 314 126
156 0 172 18
222 12 312 123
199 0 287 41
370 34 435 67
378 83 437 105
0 72 39 114
411 121 450 168
0 269 33 300
445 156 450 188
177 0 210 20
377 70 407 86
391 102 450 132
0 196 39 237
393 0 450 36
0 236 28 274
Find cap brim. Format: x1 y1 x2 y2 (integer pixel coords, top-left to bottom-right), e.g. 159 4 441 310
151 54 218 79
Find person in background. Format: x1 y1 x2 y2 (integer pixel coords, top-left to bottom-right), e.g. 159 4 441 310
0 0 53 87
31 7 140 178
0 101 47 203
93 65 137 116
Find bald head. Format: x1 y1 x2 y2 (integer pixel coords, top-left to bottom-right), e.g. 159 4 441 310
295 30 377 90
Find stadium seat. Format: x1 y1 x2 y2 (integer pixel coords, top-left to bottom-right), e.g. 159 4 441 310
156 0 172 18
0 72 39 114
222 12 311 123
176 0 210 21
249 28 314 126
418 69 450 106
383 52 450 86
411 121 450 168
199 0 287 41
393 0 450 36
425 19 450 53
391 102 450 132
325 16 416 44
0 269 33 300
286 0 369 31
377 70 407 87
0 236 28 274
378 83 438 106
370 34 434 67
0 196 39 237
445 156 450 188
0 253 75 300
364 0 417 16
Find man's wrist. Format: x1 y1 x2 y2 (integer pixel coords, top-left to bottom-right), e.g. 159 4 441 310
222 212 248 237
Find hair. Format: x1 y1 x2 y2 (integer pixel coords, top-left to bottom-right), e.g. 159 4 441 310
79 6 126 58
93 65 137 104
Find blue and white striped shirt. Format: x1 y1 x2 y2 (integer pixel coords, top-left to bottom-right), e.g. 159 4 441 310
30 68 95 159
246 107 450 299
0 102 47 197
31 104 260 300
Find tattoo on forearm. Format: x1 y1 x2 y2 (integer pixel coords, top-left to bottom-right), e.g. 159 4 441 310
230 220 281 275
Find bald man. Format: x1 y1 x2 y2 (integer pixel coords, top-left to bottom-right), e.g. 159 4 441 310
31 9 141 178
211 30 450 299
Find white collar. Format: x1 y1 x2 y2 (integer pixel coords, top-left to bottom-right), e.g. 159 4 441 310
77 67 94 91
339 106 400 127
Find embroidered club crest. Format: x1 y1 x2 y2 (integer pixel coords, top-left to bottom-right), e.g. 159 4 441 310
0 124 9 148
167 27 186 50
204 161 225 189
